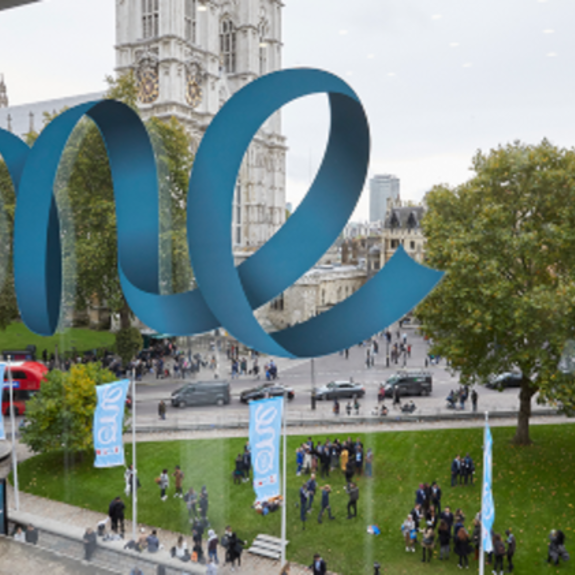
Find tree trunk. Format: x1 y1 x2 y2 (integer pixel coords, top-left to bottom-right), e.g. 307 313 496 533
119 300 131 330
512 381 535 445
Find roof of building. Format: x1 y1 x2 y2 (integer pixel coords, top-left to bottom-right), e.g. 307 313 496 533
384 205 425 230
0 92 105 138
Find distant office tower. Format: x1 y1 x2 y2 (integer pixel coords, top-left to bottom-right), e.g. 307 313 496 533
369 175 400 222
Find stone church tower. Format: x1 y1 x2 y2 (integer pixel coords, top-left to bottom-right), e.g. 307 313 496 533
115 0 286 259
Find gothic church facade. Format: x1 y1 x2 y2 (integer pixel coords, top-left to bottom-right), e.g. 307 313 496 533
116 0 287 259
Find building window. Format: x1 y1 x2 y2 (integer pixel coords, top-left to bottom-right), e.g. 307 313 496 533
321 289 326 306
258 20 268 76
233 182 241 245
270 293 284 311
391 239 399 249
142 0 159 39
410 241 415 250
185 0 196 43
220 18 236 73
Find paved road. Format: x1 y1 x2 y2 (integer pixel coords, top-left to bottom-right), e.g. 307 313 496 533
126 323 537 428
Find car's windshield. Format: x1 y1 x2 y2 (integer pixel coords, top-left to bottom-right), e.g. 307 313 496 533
387 375 399 385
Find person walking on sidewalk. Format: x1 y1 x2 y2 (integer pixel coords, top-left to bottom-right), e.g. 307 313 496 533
158 400 166 420
83 527 97 561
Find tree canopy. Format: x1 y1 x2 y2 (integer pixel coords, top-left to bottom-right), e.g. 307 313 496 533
416 140 575 444
20 363 117 456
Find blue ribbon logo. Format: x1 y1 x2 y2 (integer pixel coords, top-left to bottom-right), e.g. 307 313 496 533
0 68 443 358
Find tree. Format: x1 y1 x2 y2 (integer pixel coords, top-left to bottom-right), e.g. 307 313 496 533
416 140 575 445
63 72 194 328
115 326 144 364
20 363 117 456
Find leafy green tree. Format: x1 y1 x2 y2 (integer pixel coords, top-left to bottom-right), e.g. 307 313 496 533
115 326 144 364
417 140 575 445
20 363 116 456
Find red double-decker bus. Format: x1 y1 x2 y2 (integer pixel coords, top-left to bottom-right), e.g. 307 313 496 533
1 361 48 416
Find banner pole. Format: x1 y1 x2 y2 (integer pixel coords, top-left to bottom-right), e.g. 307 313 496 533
131 368 137 542
479 411 488 575
281 393 287 566
8 356 19 511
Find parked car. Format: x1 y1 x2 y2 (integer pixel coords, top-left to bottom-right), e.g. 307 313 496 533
486 372 523 389
240 383 295 403
313 381 366 401
382 371 433 398
171 381 230 407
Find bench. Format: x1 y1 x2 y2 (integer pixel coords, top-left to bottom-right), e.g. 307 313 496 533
247 534 288 560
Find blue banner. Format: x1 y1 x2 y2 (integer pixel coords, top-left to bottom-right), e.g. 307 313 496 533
249 396 283 502
93 379 129 468
0 364 6 441
481 423 495 553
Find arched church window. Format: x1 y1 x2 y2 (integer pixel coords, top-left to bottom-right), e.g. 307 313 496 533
220 18 237 73
142 0 159 39
258 20 268 76
185 0 197 44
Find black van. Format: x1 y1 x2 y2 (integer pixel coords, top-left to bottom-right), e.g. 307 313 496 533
382 371 432 397
171 380 231 407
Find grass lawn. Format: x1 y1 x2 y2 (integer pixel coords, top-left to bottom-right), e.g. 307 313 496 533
16 424 575 575
0 322 114 357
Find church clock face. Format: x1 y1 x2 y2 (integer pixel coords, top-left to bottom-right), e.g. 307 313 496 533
137 68 159 104
186 78 203 108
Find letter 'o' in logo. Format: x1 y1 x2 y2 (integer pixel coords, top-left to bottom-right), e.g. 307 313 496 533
0 69 443 358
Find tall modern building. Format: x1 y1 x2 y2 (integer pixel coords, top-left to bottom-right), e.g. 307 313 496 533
369 174 400 222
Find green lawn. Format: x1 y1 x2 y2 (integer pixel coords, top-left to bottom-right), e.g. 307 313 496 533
16 424 575 575
0 322 114 357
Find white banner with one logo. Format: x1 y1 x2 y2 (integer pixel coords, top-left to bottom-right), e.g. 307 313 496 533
93 379 130 468
249 396 283 502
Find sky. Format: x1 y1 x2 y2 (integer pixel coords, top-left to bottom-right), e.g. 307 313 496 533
1 0 575 220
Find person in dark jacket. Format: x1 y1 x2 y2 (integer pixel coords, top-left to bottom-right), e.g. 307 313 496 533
438 519 451 560
224 527 244 568
493 533 506 574
431 481 442 515
454 527 471 568
451 456 461 487
306 474 317 511
421 526 435 563
108 497 125 536
440 506 454 535
317 485 335 523
25 524 38 545
299 482 309 530
310 553 327 575
548 529 569 565
345 482 359 519
83 527 97 561
506 528 516 572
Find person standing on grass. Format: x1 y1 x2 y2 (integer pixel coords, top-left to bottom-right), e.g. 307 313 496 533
184 487 198 518
454 527 471 569
340 445 349 474
451 455 461 487
402 514 416 552
317 485 335 523
345 481 359 519
355 445 364 476
493 533 506 574
83 527 97 561
440 506 454 536
437 519 451 560
173 465 184 498
306 474 317 512
158 469 169 501
299 482 309 530
421 525 435 563
365 448 373 477
506 528 516 572
200 485 209 523
431 481 442 515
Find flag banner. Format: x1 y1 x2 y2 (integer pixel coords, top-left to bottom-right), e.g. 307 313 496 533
93 379 130 468
0 364 7 441
249 396 283 502
481 423 495 553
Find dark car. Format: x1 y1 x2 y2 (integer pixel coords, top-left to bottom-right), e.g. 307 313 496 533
239 383 295 403
486 372 523 389
313 381 366 401
382 371 433 397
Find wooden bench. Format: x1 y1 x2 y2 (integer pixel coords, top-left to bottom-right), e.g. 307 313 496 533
247 534 288 560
